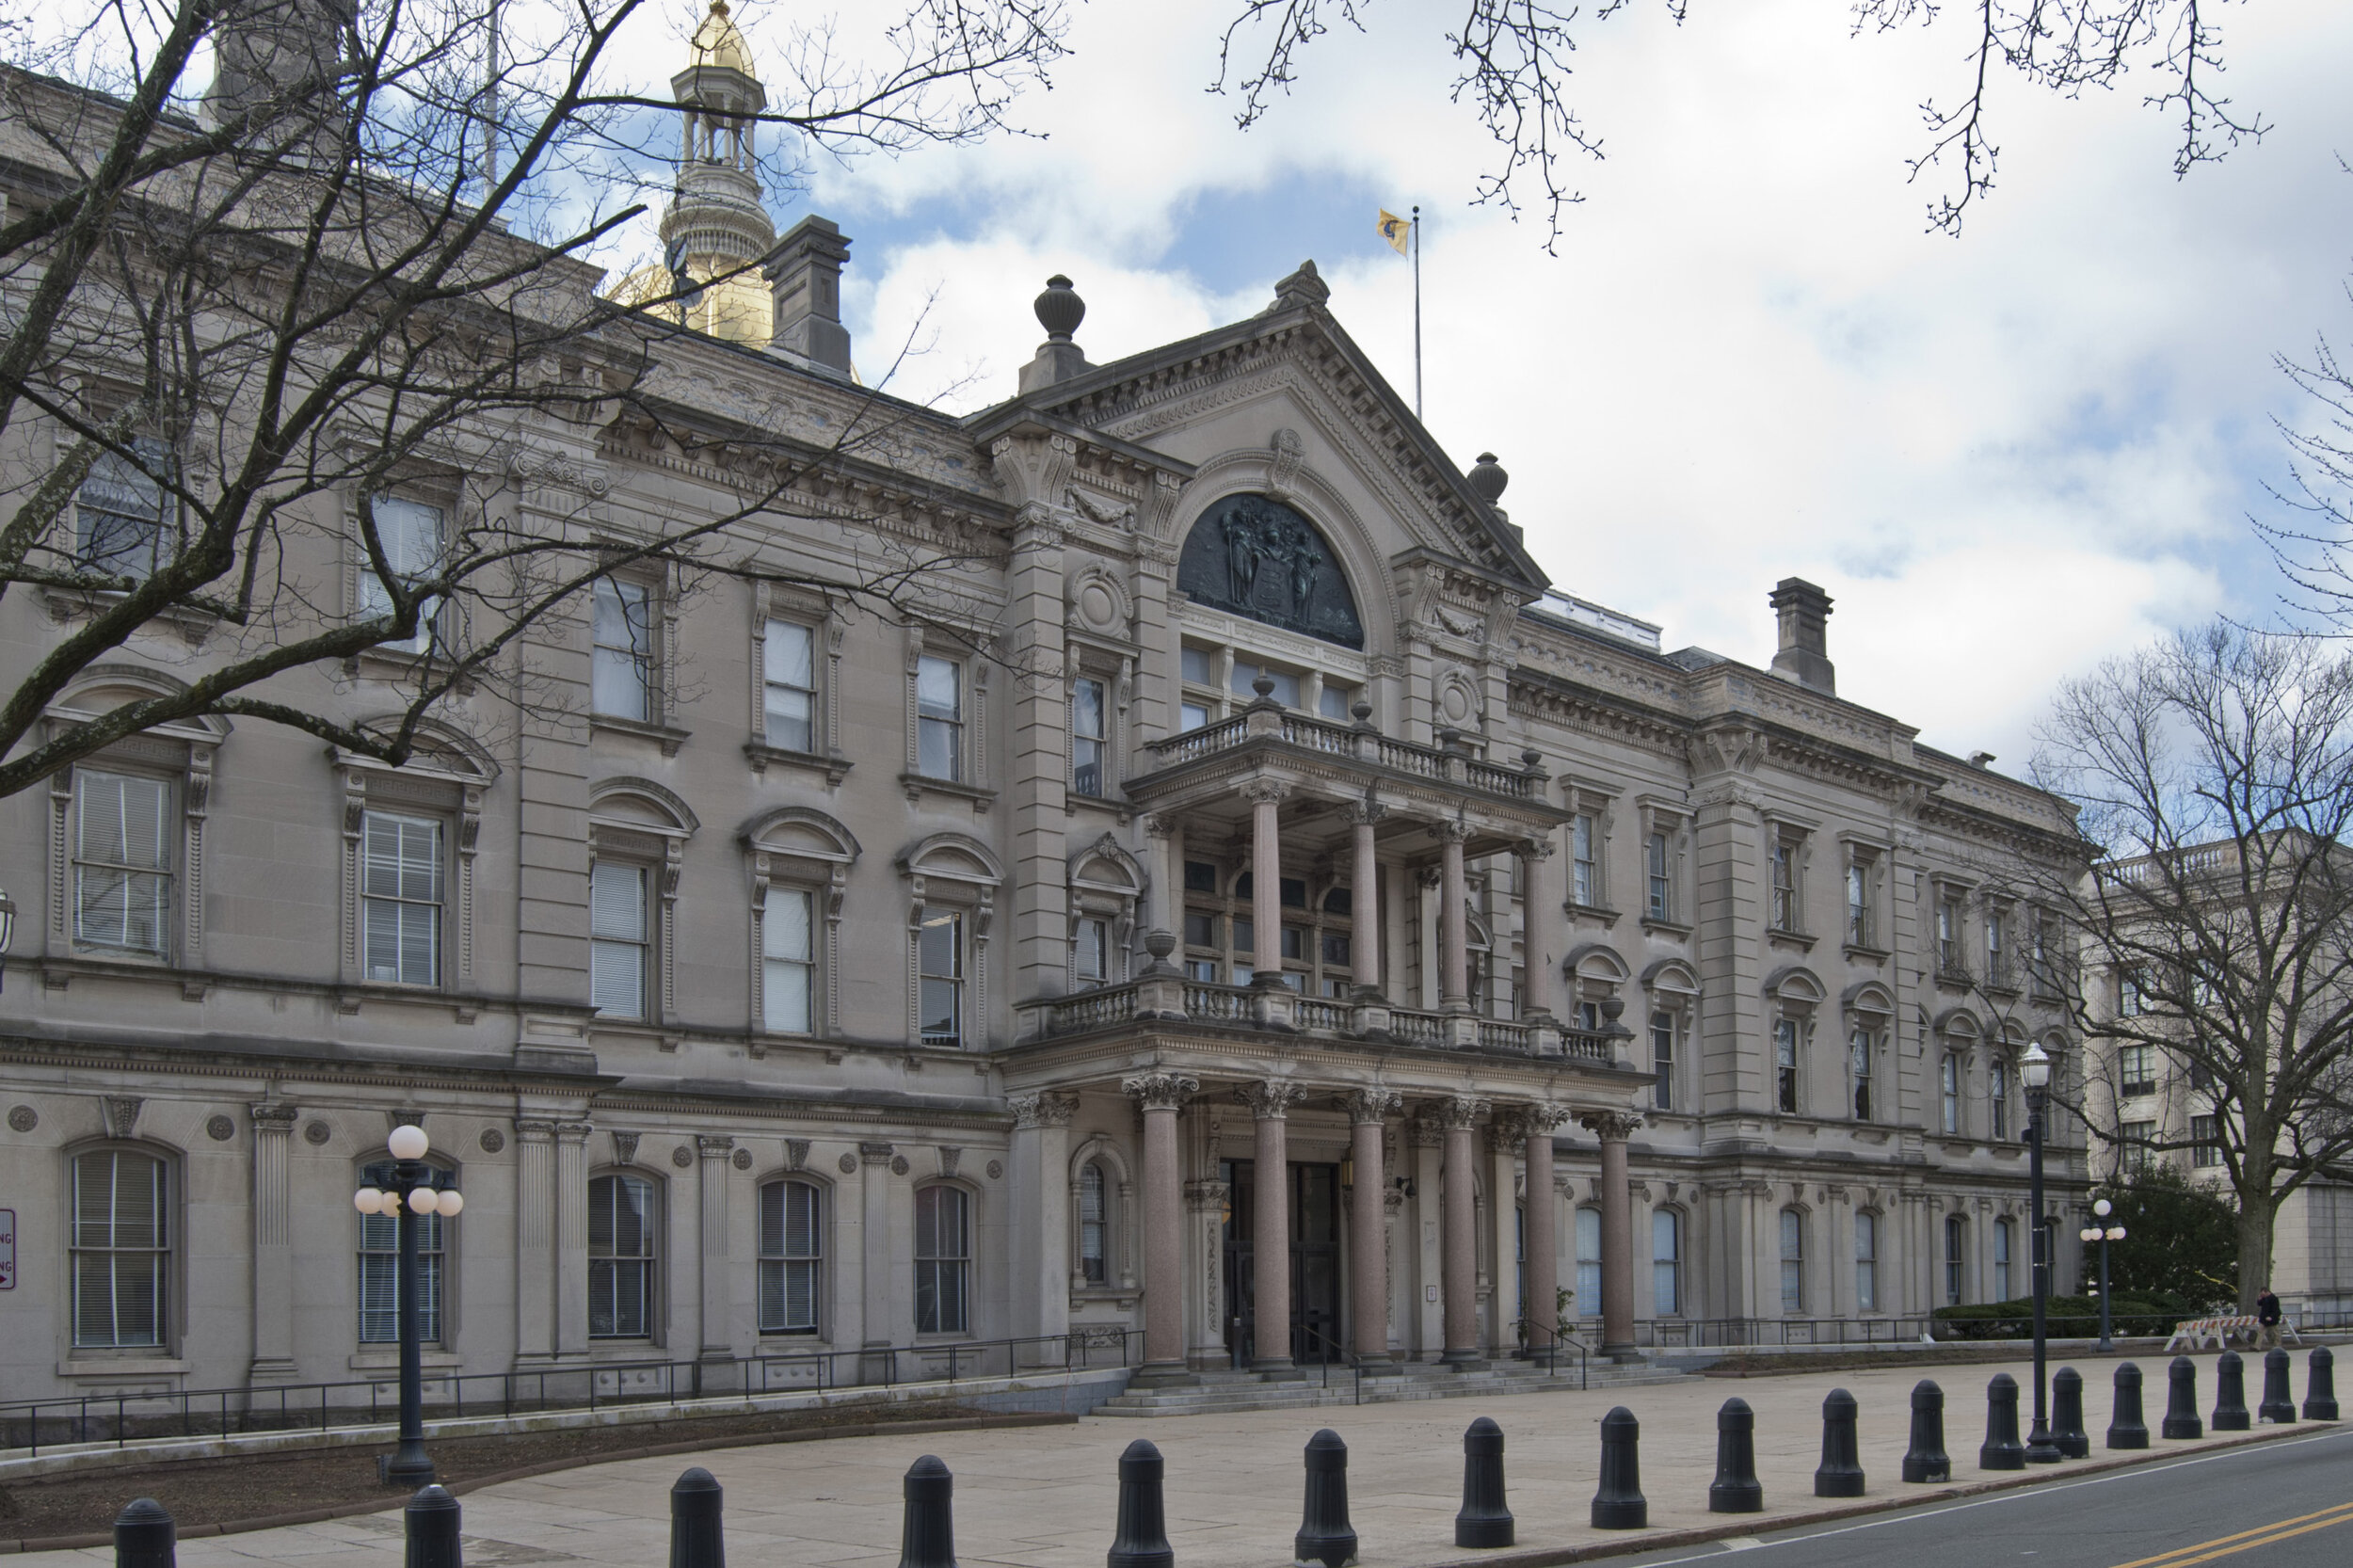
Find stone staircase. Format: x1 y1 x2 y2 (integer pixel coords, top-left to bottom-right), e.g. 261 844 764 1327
1093 1355 1689 1416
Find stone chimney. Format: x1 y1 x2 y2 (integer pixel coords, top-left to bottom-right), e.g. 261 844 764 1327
766 216 853 376
1768 577 1835 696
1018 275 1091 393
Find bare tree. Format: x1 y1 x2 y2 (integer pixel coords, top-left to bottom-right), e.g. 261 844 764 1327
1209 0 2267 245
2030 621 2353 1311
0 0 1064 799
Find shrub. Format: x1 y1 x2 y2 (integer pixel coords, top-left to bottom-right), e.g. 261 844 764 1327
1930 1293 2185 1340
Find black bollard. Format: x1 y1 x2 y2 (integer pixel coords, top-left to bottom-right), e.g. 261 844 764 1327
1979 1373 2025 1471
2306 1346 2340 1421
2052 1368 2089 1459
898 1456 956 1568
406 1486 463 1568
1590 1406 1648 1530
1815 1388 1865 1498
2161 1356 2202 1440
1294 1430 1358 1568
2106 1363 2150 1449
113 1499 175 1568
1708 1399 1764 1513
1107 1439 1174 1568
670 1468 725 1568
1901 1381 1950 1483
2259 1349 2297 1424
2212 1351 2251 1432
1454 1417 1514 1549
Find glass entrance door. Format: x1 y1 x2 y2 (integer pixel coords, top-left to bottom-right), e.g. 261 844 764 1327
1221 1159 1343 1366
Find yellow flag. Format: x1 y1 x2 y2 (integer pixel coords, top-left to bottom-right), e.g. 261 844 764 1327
1377 209 1412 255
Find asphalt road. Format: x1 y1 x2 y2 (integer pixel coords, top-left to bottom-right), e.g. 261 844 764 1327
1608 1423 2353 1568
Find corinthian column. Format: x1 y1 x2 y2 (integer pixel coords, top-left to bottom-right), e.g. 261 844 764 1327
1344 1089 1401 1362
1521 1106 1566 1355
1439 822 1472 1012
1243 779 1289 981
1439 1095 1488 1367
1241 1080 1305 1374
1347 802 1385 992
1124 1073 1200 1384
1581 1109 1643 1360
248 1103 299 1380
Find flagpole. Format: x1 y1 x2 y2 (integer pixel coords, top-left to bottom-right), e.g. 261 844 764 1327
1411 205 1423 421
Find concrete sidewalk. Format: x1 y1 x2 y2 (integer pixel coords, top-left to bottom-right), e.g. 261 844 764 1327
26 1352 2329 1568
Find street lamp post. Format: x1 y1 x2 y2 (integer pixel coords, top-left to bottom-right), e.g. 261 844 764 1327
2022 1043 2060 1464
353 1125 463 1487
2079 1198 2128 1352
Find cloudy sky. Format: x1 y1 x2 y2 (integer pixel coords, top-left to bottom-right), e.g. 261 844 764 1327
654 0 2353 768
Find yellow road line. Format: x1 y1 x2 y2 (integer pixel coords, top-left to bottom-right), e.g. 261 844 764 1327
2107 1498 2353 1568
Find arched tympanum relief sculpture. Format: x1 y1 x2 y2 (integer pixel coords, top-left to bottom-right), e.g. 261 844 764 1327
1176 493 1363 648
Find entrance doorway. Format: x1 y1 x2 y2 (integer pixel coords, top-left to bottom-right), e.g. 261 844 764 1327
1221 1159 1342 1366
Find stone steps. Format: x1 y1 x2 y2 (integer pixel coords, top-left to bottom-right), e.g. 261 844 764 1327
1094 1361 1689 1417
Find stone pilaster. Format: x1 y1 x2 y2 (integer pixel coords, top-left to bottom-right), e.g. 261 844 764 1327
697 1135 735 1360
1007 505 1071 1007
248 1102 299 1381
513 1118 557 1365
1008 1092 1077 1359
552 1121 591 1360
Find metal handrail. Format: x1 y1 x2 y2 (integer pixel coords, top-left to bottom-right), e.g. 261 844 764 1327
1299 1326 1364 1406
0 1328 1137 1458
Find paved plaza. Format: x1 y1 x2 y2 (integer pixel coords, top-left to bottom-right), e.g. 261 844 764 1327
29 1353 2320 1568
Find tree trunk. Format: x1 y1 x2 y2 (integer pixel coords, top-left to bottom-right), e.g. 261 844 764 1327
2235 1193 2274 1314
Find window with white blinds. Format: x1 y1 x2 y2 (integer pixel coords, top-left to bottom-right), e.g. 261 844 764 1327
592 577 655 721
589 861 648 1018
358 1160 451 1343
361 811 442 985
75 437 173 580
588 1174 656 1338
72 1150 169 1349
761 885 814 1033
913 1185 970 1335
357 496 444 650
73 769 171 955
758 1179 821 1334
763 619 817 752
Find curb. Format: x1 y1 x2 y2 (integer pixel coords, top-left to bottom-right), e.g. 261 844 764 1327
1405 1419 2333 1568
0 1410 1078 1556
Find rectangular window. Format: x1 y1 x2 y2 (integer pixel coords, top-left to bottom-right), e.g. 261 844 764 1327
1645 831 1673 921
919 907 964 1048
358 1161 448 1343
2191 1113 2222 1167
1850 1029 1873 1121
2119 1045 2156 1097
1229 661 1300 707
1937 895 1963 975
1318 683 1353 720
1179 700 1211 731
1769 836 1799 931
592 577 655 721
76 437 173 580
1855 1211 1879 1313
914 1185 971 1335
73 769 171 956
589 860 648 1019
916 655 963 781
1072 677 1108 796
759 1179 822 1334
1321 929 1352 968
1651 1011 1675 1112
360 810 442 986
588 1174 655 1338
1180 646 1214 687
72 1150 168 1349
1576 1207 1603 1312
1076 917 1110 984
1779 1209 1805 1315
1183 910 1218 949
1994 1220 2014 1301
1991 1060 2009 1140
358 495 443 649
2120 1119 2156 1172
1985 909 2009 985
1279 924 1305 961
1079 1163 1109 1284
763 619 817 752
2119 968 2146 1016
1571 815 1599 906
1183 860 1219 894
1846 860 1872 947
762 886 815 1033
1945 1215 1966 1305
1941 1054 1961 1136
1652 1208 1681 1317
1774 1018 1800 1114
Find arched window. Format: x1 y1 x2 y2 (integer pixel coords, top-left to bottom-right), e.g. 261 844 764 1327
1079 1162 1110 1285
1994 1218 2015 1300
1779 1208 1806 1314
588 1174 657 1338
1945 1214 1968 1305
72 1148 170 1350
359 1160 455 1344
1855 1211 1879 1314
1652 1208 1682 1317
916 1185 972 1335
759 1179 823 1335
1575 1207 1603 1314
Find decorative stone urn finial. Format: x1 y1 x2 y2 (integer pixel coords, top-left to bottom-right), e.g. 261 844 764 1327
1034 275 1085 341
1467 452 1510 504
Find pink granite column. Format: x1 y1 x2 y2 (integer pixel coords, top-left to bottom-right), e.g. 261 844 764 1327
1345 1090 1401 1361
1441 1096 1487 1366
1244 779 1289 982
1242 1080 1304 1373
1583 1110 1642 1359
1349 803 1385 992
1439 822 1472 1010
1522 1108 1562 1354
1124 1073 1199 1384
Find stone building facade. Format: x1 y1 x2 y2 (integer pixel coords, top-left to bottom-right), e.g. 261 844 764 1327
0 5 2090 1403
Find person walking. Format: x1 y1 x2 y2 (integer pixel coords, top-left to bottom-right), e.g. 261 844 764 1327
2256 1286 2282 1351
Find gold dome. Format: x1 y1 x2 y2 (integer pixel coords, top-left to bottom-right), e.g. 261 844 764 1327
689 0 755 76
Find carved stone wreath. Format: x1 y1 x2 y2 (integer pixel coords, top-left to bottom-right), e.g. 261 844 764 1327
303 1121 332 1146
7 1105 37 1132
205 1114 236 1142
479 1128 506 1154
731 1147 754 1170
839 1152 859 1175
986 1159 1004 1180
